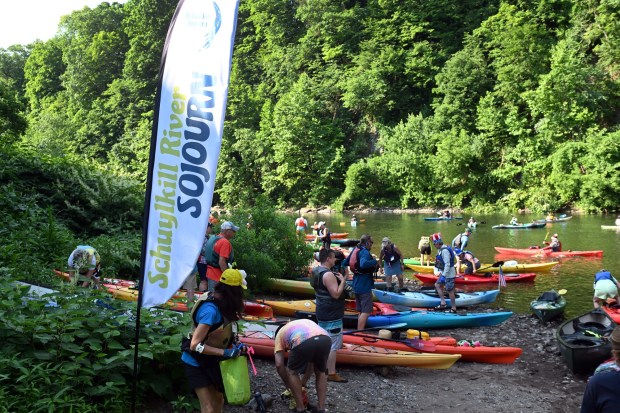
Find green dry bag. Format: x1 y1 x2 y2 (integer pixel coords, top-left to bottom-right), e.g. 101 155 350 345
219 356 251 405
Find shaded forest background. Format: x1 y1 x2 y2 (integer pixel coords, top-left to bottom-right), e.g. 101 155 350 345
1 0 619 214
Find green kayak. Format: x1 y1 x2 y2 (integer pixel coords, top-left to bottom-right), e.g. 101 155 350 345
530 290 566 322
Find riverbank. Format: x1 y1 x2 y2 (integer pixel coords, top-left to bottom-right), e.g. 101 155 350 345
222 310 588 413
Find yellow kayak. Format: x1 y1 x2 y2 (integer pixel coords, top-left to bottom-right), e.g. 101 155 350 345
406 261 557 274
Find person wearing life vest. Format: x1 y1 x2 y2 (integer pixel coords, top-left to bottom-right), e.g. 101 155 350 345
204 221 239 292
431 233 457 313
543 233 562 252
317 221 331 250
197 222 214 293
418 235 431 266
593 270 620 309
310 248 348 383
379 237 405 291
454 248 481 275
67 245 101 288
181 269 247 413
451 228 472 250
295 214 308 234
342 234 378 329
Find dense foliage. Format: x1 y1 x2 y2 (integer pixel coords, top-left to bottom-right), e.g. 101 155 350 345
1 0 619 212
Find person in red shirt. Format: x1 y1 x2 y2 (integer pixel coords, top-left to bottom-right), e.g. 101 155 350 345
204 221 239 291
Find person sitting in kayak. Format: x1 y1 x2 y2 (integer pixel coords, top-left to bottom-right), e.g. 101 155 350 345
546 213 556 221
454 248 481 275
510 216 519 225
593 270 620 310
543 234 562 252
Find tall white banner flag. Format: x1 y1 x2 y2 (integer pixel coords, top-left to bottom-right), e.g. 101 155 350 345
141 0 239 308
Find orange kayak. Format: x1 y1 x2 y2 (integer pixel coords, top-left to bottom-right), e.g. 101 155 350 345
305 232 349 241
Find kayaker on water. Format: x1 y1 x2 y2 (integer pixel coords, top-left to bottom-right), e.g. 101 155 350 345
67 245 101 288
431 233 457 313
342 235 379 329
379 237 405 292
274 319 331 413
543 233 562 252
510 216 519 225
454 248 481 275
593 270 620 310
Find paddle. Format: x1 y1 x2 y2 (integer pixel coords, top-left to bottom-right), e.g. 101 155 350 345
558 289 567 295
477 261 505 272
347 332 436 352
342 323 408 335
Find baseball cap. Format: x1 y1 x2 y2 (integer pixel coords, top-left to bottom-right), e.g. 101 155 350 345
552 233 558 238
431 232 442 244
382 237 390 246
465 228 472 233
221 221 240 231
220 268 247 289
318 221 326 227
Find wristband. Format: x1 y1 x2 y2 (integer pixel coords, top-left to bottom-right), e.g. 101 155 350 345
195 343 205 354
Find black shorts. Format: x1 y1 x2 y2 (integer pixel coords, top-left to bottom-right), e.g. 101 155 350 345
420 245 431 255
183 359 224 392
288 335 331 374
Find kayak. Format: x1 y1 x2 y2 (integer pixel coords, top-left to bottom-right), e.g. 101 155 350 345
413 272 537 285
492 222 547 229
343 333 522 364
238 331 461 369
424 217 463 221
494 247 604 258
406 261 557 274
305 232 349 241
372 288 500 308
556 309 614 374
530 290 566 322
533 216 572 223
265 278 387 298
330 238 359 247
261 299 365 317
403 258 435 266
601 304 620 323
296 308 513 329
601 225 620 230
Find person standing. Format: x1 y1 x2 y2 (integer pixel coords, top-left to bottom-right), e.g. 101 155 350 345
67 245 101 288
197 222 214 292
593 270 620 309
418 235 431 266
204 221 239 292
580 326 620 413
310 249 348 383
342 235 378 330
181 269 247 413
295 214 309 234
379 237 405 291
451 228 472 250
274 319 331 413
317 221 331 250
454 248 481 275
432 233 457 313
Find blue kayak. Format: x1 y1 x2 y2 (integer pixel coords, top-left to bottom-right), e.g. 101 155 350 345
296 309 513 329
372 289 500 308
365 310 513 329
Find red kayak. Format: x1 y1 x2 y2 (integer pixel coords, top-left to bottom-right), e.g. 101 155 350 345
414 272 536 285
343 334 522 364
494 247 603 258
602 305 620 323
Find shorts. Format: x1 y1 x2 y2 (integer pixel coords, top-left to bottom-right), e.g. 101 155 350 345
288 335 331 374
436 277 456 292
594 279 618 300
183 360 224 392
318 319 343 351
419 245 431 255
464 261 481 275
355 292 374 314
384 263 403 277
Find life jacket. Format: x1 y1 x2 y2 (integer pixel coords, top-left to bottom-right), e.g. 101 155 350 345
462 250 480 264
348 246 375 274
319 228 331 245
435 246 456 271
311 265 346 321
204 235 234 268
382 244 401 266
295 217 307 228
595 271 613 283
452 234 462 247
188 292 235 350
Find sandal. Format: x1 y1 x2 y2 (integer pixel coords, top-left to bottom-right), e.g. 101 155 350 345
434 304 447 310
448 308 457 313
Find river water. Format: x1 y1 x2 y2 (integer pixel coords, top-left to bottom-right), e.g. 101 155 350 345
301 212 620 318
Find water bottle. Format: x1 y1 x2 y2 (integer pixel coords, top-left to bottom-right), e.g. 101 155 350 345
254 391 267 412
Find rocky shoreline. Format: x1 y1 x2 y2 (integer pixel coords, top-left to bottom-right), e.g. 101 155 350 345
223 309 589 413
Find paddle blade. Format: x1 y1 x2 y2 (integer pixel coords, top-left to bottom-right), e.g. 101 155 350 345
558 289 567 295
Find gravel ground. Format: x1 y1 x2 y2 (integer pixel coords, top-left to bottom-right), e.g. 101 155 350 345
220 310 588 413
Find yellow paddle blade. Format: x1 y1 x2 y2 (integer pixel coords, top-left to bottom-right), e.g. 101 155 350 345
558 289 567 295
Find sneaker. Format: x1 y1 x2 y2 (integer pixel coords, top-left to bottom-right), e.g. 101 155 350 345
327 373 348 383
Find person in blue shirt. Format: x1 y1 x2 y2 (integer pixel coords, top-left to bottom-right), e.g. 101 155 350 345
451 228 472 250
181 269 247 413
580 326 620 413
342 234 378 329
432 233 457 313
593 270 620 310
